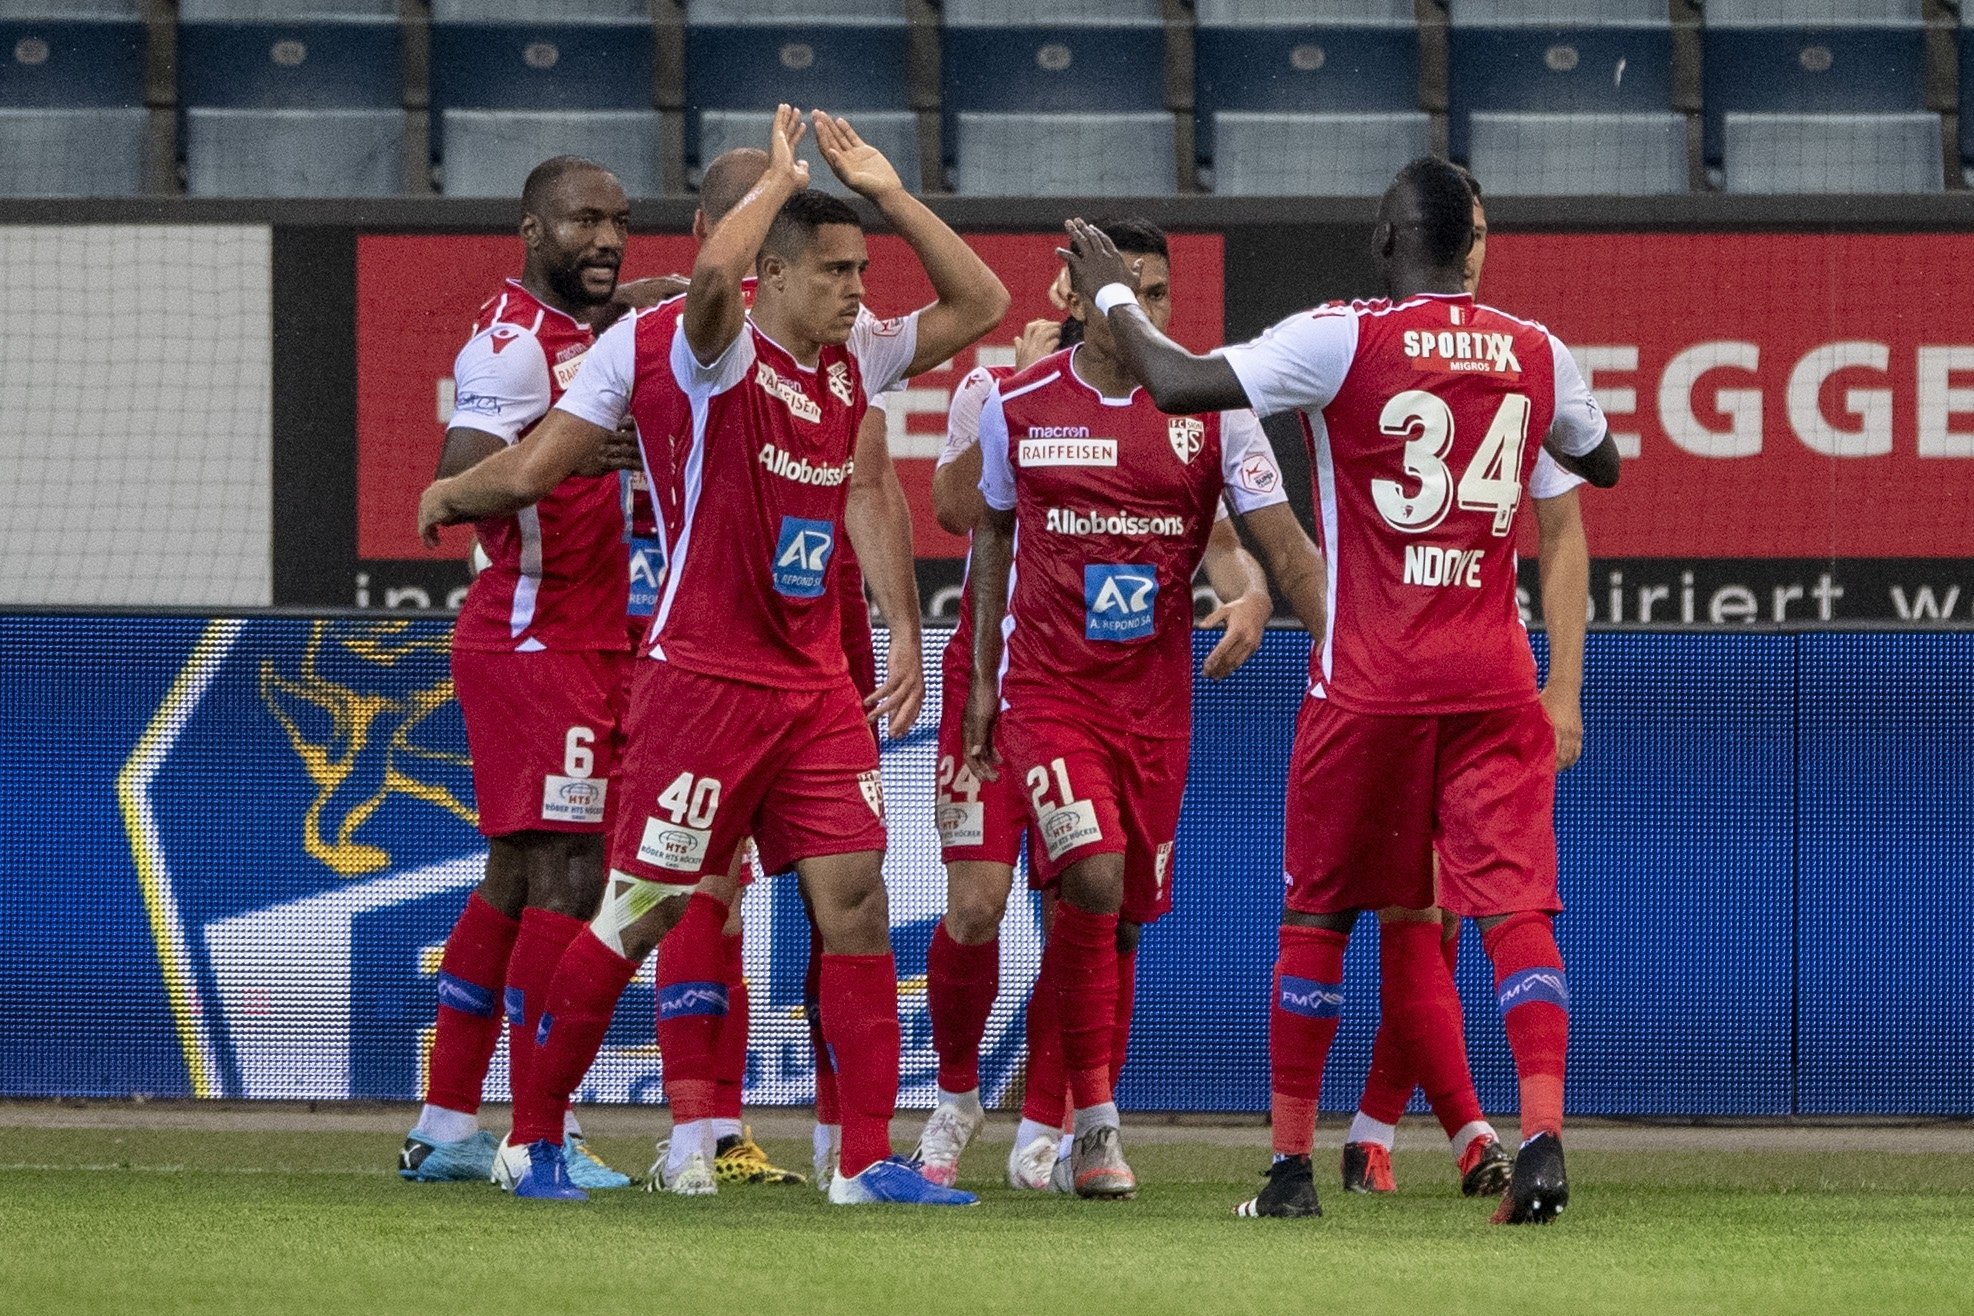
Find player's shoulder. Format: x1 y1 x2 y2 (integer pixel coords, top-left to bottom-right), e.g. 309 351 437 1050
994 347 1072 402
1472 299 1559 343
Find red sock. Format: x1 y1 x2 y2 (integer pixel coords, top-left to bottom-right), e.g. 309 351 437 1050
1382 920 1485 1141
1019 960 1068 1127
1484 913 1569 1140
1358 922 1462 1127
1270 924 1348 1157
424 892 519 1115
654 892 730 1126
503 907 584 1107
1107 944 1138 1096
1046 904 1119 1111
513 930 640 1144
819 952 901 1177
713 931 747 1123
805 923 840 1126
927 923 1000 1095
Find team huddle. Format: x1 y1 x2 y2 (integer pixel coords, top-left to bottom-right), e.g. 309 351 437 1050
408 107 1620 1221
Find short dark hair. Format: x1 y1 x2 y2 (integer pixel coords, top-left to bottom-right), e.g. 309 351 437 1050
1097 216 1169 262
521 155 612 216
699 147 770 226
1058 312 1084 348
760 189 863 266
1452 163 1482 202
1388 157 1475 269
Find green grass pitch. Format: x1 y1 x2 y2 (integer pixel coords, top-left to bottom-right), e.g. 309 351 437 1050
4 1126 1971 1315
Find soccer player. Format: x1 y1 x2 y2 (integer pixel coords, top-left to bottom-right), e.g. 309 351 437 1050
1058 157 1618 1223
398 156 643 1190
912 286 1278 1192
418 106 1007 1205
1341 169 1592 1198
960 218 1327 1198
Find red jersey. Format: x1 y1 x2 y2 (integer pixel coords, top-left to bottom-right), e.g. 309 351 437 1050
557 304 921 689
935 363 1015 674
1221 291 1606 714
449 280 626 653
978 346 1288 736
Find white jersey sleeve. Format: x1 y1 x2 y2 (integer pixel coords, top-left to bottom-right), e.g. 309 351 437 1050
1529 449 1584 500
1216 408 1290 516
849 309 923 397
938 365 996 470
1216 306 1359 419
1545 334 1607 458
449 322 552 444
977 386 1016 512
553 311 636 431
666 316 758 405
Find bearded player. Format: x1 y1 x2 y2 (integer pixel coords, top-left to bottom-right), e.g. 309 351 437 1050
1341 168 1592 1198
911 251 1280 1192
960 217 1327 1198
398 156 643 1190
1060 158 1618 1223
419 107 1007 1204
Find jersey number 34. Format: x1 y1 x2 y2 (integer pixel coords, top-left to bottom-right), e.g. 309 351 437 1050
1373 390 1530 537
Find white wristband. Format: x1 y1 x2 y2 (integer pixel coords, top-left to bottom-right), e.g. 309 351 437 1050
1092 283 1136 316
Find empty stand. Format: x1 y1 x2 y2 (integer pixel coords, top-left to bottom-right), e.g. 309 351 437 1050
1722 111 1941 192
0 14 144 108
951 111 1174 196
1211 110 1429 195
441 108 663 197
178 14 399 110
184 106 402 196
1468 110 1686 194
0 106 145 195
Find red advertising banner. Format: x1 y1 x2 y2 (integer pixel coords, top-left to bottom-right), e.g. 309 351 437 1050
355 231 1224 563
1483 232 1974 559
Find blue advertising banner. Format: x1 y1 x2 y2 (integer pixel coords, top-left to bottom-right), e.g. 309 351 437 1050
0 616 1967 1116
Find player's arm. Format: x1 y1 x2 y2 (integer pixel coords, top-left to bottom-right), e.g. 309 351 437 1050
813 111 1008 376
418 410 614 545
1197 513 1272 680
684 105 809 365
933 442 984 536
434 427 505 479
1058 218 1247 414
962 388 1017 782
846 400 924 740
1542 338 1621 489
1534 483 1589 770
1236 503 1326 639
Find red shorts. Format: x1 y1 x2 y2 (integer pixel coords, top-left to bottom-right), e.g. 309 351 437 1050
452 647 630 838
609 662 886 884
1282 696 1559 919
935 641 1028 867
999 702 1188 926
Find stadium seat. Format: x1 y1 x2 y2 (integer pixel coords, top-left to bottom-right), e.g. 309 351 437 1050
696 109 918 197
685 20 909 124
1209 110 1429 196
0 106 145 195
1446 0 1674 161
185 106 403 196
942 3 1166 118
429 19 654 114
687 0 905 19
178 17 400 109
1193 0 1417 169
441 109 663 198
432 0 645 16
180 0 397 15
951 111 1174 196
1957 6 1974 167
0 0 138 13
1721 111 1942 193
1701 2 1926 163
0 16 144 108
1468 111 1686 194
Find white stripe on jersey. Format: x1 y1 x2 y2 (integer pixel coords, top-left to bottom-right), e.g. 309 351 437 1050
999 369 1061 404
994 521 1019 712
1305 411 1340 699
649 384 714 662
509 503 544 640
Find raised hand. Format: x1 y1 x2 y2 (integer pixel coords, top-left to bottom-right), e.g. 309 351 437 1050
1013 317 1061 370
1057 217 1140 310
961 673 1002 783
812 110 903 200
768 103 811 189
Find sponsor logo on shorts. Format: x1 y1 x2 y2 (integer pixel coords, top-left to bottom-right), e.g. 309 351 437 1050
1038 798 1102 862
1084 563 1158 642
773 516 835 599
755 361 823 422
858 769 885 821
1019 437 1115 467
938 800 985 849
639 816 711 872
542 774 607 825
552 348 588 390
1167 417 1204 463
1497 968 1570 1013
1047 508 1186 537
1278 974 1344 1019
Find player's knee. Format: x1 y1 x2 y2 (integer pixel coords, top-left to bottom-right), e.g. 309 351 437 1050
1283 908 1355 935
946 868 1011 943
1058 856 1124 916
477 841 531 918
1377 904 1440 926
1115 919 1141 956
527 834 607 919
591 871 685 961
